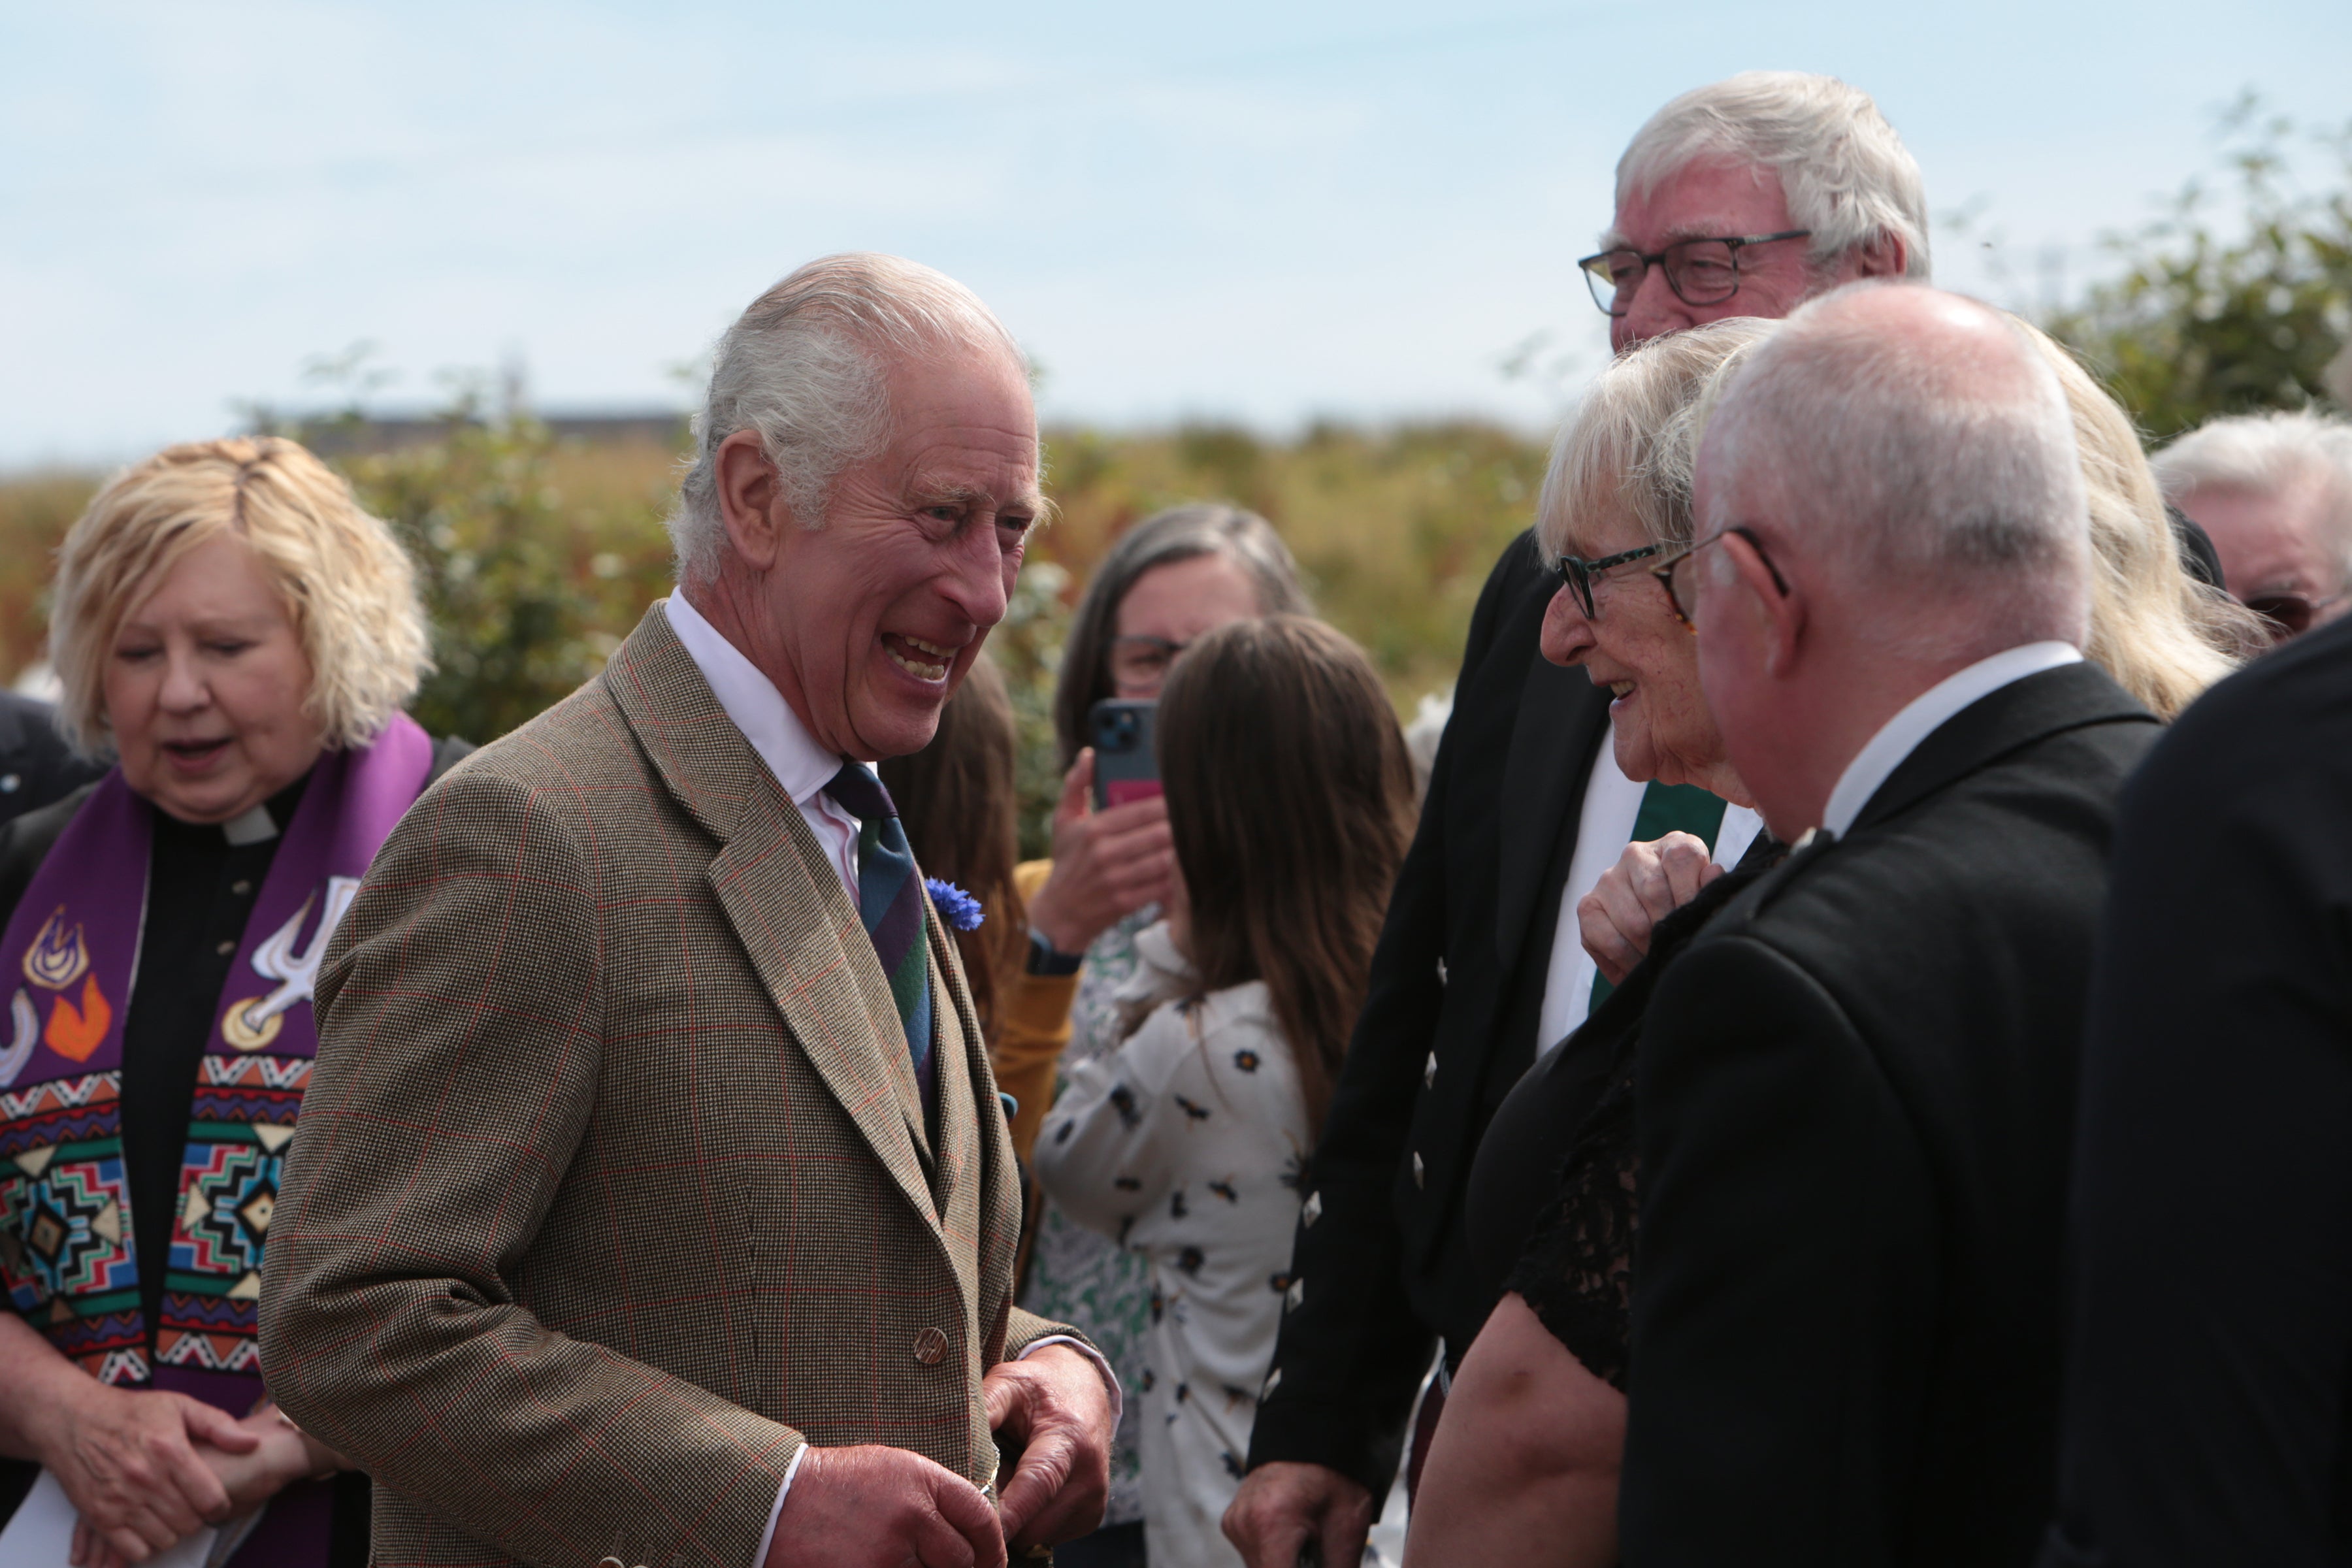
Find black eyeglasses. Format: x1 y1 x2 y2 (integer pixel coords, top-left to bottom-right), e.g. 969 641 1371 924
1654 527 1788 628
1576 230 1812 316
1552 543 1666 618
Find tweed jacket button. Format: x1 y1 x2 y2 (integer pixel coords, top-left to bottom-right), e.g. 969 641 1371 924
1412 1151 1426 1188
1423 1051 1437 1088
597 1558 625 1567
912 1326 949 1365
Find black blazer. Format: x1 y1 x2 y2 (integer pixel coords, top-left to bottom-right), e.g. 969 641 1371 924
1620 661 2159 1568
0 691 103 825
1247 529 1614 1492
2042 613 2352 1568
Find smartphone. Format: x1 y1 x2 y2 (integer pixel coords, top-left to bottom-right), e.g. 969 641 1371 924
1088 698 1162 811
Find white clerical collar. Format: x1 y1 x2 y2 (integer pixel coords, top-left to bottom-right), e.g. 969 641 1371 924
1818 641 2082 839
662 591 847 806
221 804 279 845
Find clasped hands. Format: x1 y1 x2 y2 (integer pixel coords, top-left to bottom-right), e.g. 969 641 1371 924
29 1375 340 1568
764 1343 1114 1568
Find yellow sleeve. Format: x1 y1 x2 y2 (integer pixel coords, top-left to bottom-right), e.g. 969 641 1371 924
997 859 1078 1164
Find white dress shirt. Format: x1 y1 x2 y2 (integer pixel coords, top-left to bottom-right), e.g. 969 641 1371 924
666 591 865 899
1820 641 2083 839
664 594 1121 1564
1535 723 1767 1057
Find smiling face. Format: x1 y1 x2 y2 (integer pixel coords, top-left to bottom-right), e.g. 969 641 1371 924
1540 506 1741 798
738 344 1041 760
104 532 325 824
1606 159 1820 355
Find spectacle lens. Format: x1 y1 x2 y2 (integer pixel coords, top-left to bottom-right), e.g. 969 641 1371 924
1667 551 1699 622
1582 252 1641 316
1665 239 1740 304
2246 596 2316 638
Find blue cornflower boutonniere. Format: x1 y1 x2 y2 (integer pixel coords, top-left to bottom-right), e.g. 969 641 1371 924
925 878 984 932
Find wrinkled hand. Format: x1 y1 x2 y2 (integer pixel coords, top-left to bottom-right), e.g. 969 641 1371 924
1023 750 1175 955
31 1379 258 1567
1223 1460 1375 1568
1578 831 1722 987
983 1345 1113 1552
80 1404 347 1568
764 1444 1005 1568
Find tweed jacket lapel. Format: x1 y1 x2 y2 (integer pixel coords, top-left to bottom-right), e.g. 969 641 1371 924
602 602 941 1230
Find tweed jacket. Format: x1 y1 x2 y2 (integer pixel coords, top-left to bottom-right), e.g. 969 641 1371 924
260 604 1073 1568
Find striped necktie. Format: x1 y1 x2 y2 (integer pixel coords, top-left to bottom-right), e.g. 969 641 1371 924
822 762 936 1113
1589 779 1729 1011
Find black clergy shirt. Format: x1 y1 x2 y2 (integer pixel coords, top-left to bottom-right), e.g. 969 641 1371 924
120 772 310 1341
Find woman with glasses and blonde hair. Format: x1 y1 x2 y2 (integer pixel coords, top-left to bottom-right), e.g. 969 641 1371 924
0 437 468 1568
1403 313 2255 1567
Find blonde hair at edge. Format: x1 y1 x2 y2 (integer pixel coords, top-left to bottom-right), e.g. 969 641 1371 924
2019 323 2267 719
48 436 432 757
1537 314 2257 723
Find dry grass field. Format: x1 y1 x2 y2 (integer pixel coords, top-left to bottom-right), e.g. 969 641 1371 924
0 417 1548 849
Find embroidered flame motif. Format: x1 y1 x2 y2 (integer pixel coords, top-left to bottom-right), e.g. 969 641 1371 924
43 975 110 1062
22 907 90 992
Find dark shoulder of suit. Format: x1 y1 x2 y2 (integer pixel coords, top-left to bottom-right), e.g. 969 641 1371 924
1620 662 2158 1568
0 692 104 827
2047 616 2352 1568
1245 529 1613 1492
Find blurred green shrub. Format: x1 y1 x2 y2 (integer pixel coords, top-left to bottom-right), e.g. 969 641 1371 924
2050 95 2351 438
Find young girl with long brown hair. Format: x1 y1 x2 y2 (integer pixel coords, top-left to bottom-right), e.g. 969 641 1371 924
1035 615 1417 1568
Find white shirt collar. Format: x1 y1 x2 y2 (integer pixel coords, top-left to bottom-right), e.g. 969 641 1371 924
1819 641 2083 838
662 591 847 807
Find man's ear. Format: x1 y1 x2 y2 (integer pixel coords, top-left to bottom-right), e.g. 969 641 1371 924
1844 230 1908 282
1722 532 1805 678
715 429 788 570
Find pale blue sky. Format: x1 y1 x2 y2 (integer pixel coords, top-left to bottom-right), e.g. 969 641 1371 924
4 0 2347 466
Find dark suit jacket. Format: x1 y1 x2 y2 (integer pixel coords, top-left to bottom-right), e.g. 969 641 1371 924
0 691 103 825
1621 661 2159 1568
1247 529 1614 1492
2042 613 2352 1568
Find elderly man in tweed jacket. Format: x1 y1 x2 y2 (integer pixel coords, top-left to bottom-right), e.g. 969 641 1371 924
261 255 1116 1568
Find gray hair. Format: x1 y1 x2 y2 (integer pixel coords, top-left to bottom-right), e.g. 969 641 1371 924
669 252 1027 583
1537 315 1781 563
1701 282 2089 648
2151 409 2352 578
1617 71 1933 282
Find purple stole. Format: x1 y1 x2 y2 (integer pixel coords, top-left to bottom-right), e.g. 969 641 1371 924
0 715 431 1563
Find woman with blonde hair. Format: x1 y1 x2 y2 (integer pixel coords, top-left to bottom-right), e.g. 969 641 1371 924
0 437 467 1568
1407 313 2253 1567
2025 323 2270 713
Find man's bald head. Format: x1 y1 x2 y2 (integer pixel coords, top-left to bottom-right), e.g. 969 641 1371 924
1697 281 2092 657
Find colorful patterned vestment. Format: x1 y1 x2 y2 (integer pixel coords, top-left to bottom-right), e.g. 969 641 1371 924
0 716 433 1558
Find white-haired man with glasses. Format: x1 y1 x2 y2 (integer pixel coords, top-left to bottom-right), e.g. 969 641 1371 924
1227 71 1929 1568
